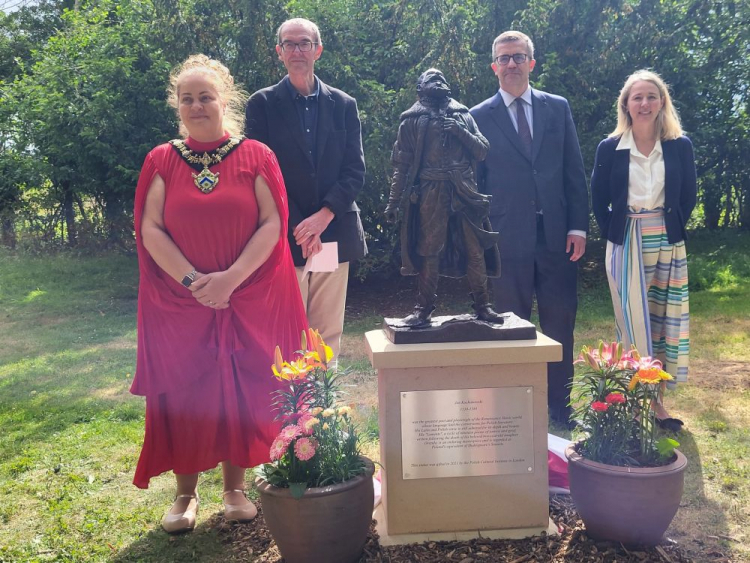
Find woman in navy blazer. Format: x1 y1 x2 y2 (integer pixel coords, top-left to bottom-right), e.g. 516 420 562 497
591 70 697 429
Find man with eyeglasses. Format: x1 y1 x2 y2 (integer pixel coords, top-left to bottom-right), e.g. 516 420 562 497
470 31 589 426
245 18 366 364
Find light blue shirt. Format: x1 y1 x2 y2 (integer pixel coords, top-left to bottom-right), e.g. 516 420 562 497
498 86 533 138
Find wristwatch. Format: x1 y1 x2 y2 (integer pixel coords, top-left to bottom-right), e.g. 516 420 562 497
181 268 197 288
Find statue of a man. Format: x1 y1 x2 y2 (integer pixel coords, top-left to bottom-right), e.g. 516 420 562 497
385 68 503 327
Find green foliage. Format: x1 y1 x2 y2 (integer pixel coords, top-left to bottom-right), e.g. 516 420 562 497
656 437 680 459
2 0 749 272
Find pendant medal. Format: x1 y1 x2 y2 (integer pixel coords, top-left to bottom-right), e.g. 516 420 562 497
168 136 244 194
193 166 220 193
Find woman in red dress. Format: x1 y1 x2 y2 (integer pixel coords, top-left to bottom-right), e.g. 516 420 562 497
131 55 307 533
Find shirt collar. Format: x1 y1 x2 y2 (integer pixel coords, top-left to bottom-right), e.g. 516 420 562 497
285 75 320 100
498 86 532 109
616 129 663 157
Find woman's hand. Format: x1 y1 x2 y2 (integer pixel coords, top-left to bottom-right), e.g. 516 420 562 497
189 271 237 309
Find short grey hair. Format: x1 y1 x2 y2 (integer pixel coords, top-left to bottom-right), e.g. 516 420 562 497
277 18 322 45
492 31 534 59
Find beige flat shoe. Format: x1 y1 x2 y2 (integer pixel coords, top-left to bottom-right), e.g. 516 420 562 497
223 489 257 522
161 493 198 534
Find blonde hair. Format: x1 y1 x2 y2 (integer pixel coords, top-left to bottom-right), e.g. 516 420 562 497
610 69 683 140
492 31 534 59
167 54 248 138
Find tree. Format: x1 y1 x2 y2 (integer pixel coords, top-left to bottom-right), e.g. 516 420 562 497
7 0 174 244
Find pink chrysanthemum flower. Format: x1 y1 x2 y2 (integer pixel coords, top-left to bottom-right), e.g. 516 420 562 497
269 437 287 461
591 401 609 412
294 437 318 461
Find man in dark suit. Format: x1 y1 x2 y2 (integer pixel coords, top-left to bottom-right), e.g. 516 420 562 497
470 31 589 424
245 18 366 363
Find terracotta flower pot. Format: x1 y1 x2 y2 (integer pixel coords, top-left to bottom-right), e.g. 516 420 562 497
565 443 687 547
256 457 375 563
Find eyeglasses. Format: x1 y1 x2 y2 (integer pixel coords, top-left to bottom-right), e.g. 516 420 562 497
494 53 529 65
280 40 318 53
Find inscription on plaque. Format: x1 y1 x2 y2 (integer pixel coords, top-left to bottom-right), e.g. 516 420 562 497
400 387 534 479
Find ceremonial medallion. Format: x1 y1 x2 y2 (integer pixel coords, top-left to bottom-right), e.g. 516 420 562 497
193 168 220 193
169 136 244 194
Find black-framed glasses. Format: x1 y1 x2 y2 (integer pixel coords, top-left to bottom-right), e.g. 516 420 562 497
280 40 318 53
494 53 529 65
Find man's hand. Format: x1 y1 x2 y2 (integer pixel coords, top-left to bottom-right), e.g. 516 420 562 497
566 234 586 262
293 208 335 247
301 233 323 259
384 203 399 224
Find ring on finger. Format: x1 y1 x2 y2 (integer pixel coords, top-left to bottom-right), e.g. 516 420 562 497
208 300 214 305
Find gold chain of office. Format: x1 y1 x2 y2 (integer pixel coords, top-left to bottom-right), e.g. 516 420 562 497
169 136 244 193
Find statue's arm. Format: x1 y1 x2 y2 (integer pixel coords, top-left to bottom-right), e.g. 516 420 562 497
446 114 489 162
385 121 416 221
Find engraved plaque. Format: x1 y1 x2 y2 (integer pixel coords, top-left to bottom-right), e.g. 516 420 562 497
400 387 534 479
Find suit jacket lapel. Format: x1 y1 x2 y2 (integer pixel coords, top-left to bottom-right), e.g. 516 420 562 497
488 90 531 162
315 81 334 168
274 78 314 167
530 89 547 163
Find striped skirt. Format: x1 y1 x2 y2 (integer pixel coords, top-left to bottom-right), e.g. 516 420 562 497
605 209 689 382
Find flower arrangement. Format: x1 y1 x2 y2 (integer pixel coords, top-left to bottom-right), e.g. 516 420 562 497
571 341 680 466
259 328 367 498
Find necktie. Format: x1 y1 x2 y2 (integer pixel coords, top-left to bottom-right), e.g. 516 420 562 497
515 98 532 159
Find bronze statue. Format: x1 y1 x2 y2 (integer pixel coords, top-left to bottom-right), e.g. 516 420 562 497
385 68 503 327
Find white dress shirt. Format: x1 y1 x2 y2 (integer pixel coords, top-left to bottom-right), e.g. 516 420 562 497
616 129 666 211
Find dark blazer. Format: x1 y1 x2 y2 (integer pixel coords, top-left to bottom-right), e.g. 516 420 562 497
470 89 589 258
245 76 367 266
591 135 697 245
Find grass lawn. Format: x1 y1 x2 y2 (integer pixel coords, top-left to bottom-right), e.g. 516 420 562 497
1 229 748 562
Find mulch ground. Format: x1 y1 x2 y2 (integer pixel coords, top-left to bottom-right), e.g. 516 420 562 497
215 495 699 563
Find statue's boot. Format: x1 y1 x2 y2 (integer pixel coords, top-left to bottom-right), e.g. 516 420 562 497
401 258 438 327
401 302 435 327
471 292 504 324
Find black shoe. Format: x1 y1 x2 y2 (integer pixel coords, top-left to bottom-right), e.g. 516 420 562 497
474 304 505 324
656 417 684 432
400 305 434 328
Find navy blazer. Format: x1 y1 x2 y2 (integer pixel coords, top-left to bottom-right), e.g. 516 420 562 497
245 76 367 266
591 135 697 245
471 89 589 258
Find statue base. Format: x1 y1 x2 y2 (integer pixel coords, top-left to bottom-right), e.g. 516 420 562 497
382 312 536 344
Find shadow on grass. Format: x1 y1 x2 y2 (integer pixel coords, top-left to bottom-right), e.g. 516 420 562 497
669 428 731 556
111 513 278 563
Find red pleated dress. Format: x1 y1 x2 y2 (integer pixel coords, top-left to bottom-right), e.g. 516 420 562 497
131 134 307 489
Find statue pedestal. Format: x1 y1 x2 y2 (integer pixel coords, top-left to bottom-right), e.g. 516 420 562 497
365 329 561 545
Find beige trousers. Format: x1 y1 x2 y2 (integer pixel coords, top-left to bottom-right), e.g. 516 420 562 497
295 262 350 365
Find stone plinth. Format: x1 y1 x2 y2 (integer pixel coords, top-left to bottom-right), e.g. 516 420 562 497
365 330 561 545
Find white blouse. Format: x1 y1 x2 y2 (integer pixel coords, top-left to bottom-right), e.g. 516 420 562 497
616 129 665 211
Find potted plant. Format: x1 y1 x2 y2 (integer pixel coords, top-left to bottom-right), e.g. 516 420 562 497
255 328 374 563
565 341 687 547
